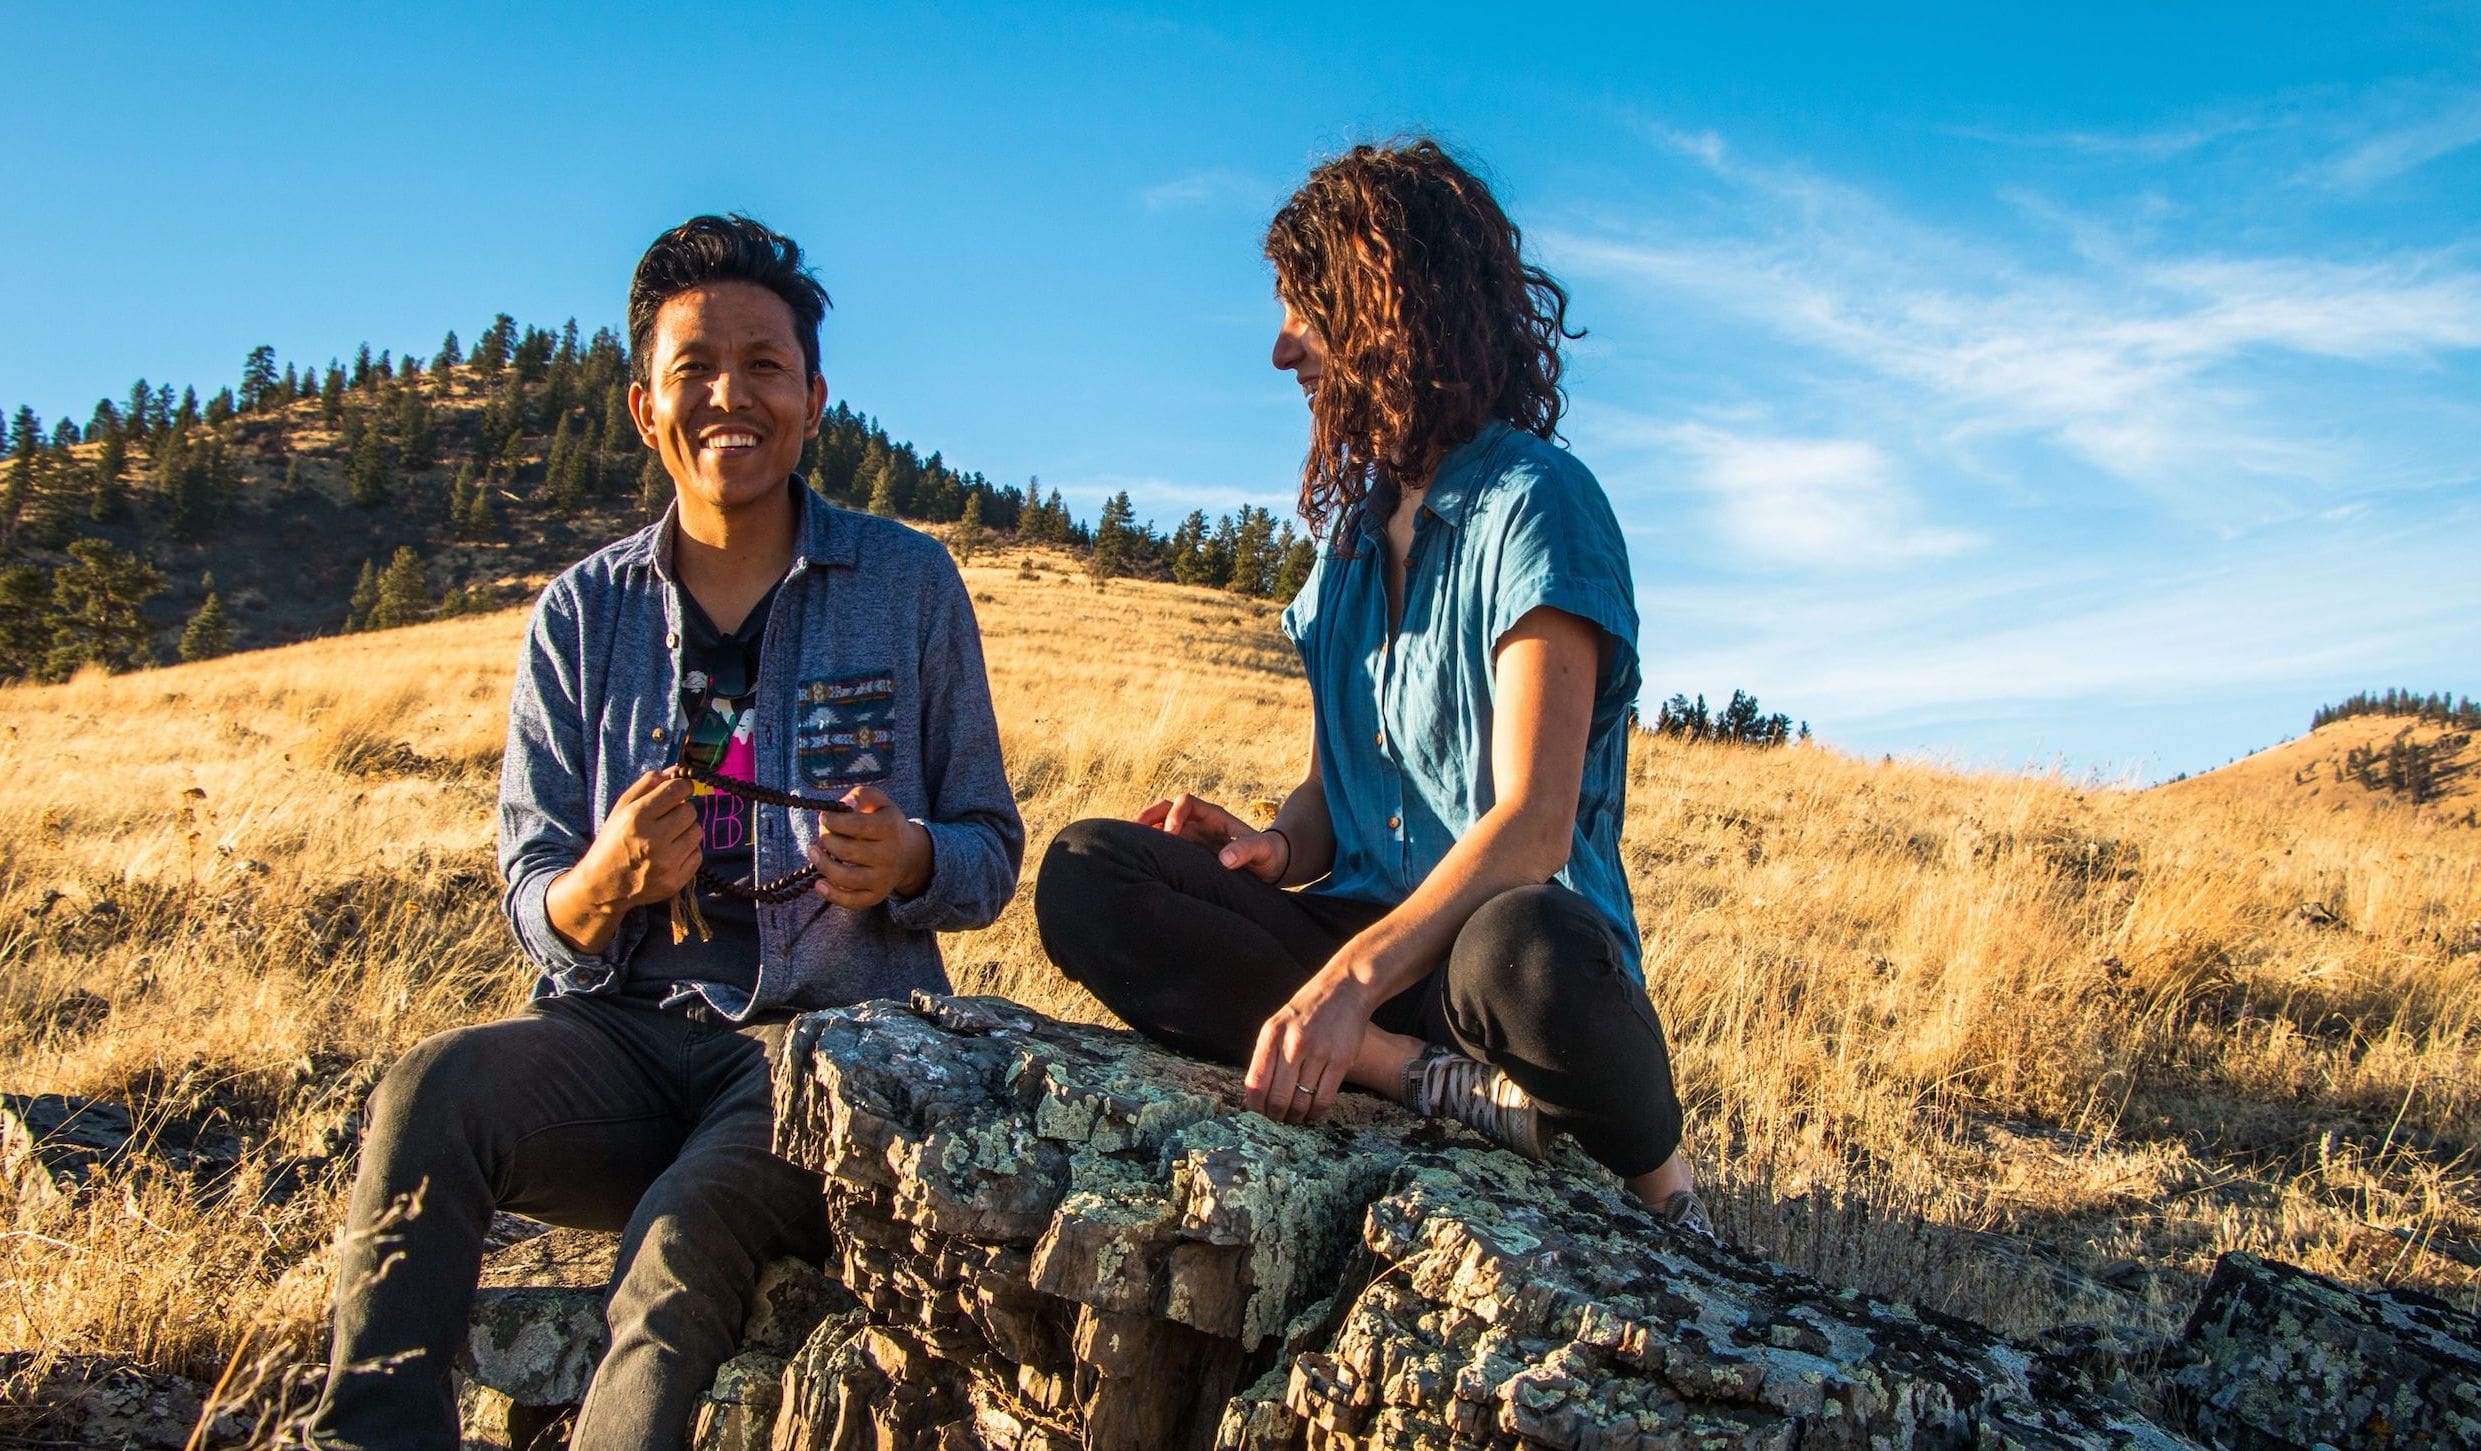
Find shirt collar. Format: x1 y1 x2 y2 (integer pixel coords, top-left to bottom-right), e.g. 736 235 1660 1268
640 474 856 582
1413 420 1514 531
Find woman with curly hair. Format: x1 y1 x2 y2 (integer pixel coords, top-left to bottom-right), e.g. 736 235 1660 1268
1035 139 1704 1231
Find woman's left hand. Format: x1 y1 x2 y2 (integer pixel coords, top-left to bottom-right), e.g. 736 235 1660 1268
1245 967 1375 1125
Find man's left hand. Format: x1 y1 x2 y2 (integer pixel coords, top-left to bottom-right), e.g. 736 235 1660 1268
808 786 934 908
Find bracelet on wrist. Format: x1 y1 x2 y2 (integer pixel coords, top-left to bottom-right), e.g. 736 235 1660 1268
1263 826 1293 879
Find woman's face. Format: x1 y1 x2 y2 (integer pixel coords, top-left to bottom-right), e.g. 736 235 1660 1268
1271 299 1326 400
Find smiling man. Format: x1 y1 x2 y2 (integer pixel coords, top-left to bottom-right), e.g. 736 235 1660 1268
310 216 1023 1450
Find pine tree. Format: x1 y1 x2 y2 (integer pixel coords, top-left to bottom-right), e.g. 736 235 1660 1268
473 314 515 379
321 364 346 424
205 387 236 425
352 343 375 390
395 389 438 471
436 330 463 375
370 547 432 629
46 539 165 677
865 459 900 517
638 452 670 520
1168 511 1211 586
175 387 201 430
240 345 280 411
0 564 50 680
953 491 986 564
1227 505 1278 596
1272 523 1316 600
3 405 39 535
461 468 498 537
153 426 204 541
124 381 153 443
89 431 127 523
179 575 233 662
347 428 390 508
345 560 380 631
1092 492 1137 578
545 413 583 510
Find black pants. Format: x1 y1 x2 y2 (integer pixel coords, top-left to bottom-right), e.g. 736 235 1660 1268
309 993 832 1451
1035 818 1684 1177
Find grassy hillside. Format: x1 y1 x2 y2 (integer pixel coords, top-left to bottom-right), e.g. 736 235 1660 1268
2160 714 2480 828
1 547 2475 1426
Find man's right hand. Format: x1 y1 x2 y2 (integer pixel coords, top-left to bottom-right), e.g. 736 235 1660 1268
1135 793 1290 883
547 769 702 952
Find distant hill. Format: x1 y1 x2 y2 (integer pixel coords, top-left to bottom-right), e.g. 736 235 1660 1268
2157 714 2480 828
0 323 1053 675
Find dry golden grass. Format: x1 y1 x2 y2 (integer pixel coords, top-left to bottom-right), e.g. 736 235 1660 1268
2 542 2474 1421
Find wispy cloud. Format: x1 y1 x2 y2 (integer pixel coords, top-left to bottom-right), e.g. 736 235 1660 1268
1546 175 2481 508
2306 93 2481 190
1139 168 1271 213
1950 110 2275 161
1657 424 1978 569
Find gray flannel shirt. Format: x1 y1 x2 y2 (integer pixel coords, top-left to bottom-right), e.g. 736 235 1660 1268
496 480 1023 1019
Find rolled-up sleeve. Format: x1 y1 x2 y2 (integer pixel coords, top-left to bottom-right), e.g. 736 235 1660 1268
883 558 1024 932
1483 460 1642 720
497 580 639 987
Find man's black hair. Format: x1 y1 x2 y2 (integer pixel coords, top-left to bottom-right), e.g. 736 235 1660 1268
627 215 832 384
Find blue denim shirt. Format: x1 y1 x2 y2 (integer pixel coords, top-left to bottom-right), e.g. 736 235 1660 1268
497 481 1024 1019
1281 422 1645 977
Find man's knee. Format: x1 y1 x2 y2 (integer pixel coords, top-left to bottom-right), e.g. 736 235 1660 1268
362 1022 506 1149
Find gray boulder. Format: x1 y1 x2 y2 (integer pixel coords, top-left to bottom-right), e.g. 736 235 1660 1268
2174 1250 2481 1448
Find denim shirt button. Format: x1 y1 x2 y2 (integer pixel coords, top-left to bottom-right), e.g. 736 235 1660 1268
651 727 667 742
1387 814 1401 831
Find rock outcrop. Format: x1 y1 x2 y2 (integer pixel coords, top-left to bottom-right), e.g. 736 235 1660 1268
454 994 2481 1450
743 994 2192 1449
456 1226 853 1449
2172 1251 2481 1449
0 1092 241 1205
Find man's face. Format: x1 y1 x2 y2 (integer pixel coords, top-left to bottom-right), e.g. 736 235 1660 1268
629 281 826 517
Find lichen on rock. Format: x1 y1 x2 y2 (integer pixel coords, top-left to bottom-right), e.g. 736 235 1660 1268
752 995 2202 1450
456 994 2476 1450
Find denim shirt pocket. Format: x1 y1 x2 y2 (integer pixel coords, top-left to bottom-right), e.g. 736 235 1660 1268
793 669 898 786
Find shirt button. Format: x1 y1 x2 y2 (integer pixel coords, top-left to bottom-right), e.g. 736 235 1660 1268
1374 731 1385 749
1387 814 1401 831
666 631 679 649
651 727 667 742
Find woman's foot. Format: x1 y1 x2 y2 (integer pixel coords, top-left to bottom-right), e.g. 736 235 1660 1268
1399 1044 1544 1159
1648 1186 1719 1245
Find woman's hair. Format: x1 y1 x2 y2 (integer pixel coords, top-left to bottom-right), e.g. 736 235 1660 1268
1264 139 1581 537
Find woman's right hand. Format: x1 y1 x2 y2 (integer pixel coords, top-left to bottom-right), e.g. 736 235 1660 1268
1135 793 1290 883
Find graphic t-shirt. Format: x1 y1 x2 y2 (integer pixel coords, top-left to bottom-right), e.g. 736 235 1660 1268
622 579 784 1005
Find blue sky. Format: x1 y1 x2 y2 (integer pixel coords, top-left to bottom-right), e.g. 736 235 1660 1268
4 4 2474 781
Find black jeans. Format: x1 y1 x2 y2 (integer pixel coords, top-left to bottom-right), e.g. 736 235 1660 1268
1035 818 1684 1177
309 992 831 1451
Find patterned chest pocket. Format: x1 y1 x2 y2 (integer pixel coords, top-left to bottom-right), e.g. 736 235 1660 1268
794 670 898 787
